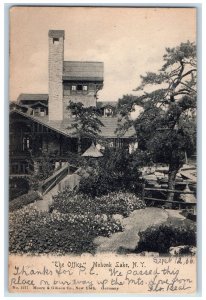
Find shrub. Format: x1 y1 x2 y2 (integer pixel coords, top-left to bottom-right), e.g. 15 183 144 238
9 177 29 201
9 207 123 254
136 220 196 254
51 190 145 217
9 190 41 212
78 148 143 197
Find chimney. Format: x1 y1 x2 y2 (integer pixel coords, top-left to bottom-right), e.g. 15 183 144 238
48 30 64 121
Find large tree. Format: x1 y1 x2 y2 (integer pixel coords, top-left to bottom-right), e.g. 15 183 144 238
117 41 197 202
67 101 105 154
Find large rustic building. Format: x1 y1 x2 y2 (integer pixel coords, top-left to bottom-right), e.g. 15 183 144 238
10 30 136 175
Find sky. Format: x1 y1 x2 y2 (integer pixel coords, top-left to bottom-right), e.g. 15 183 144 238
9 6 196 102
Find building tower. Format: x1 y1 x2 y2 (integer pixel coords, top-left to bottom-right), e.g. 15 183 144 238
48 30 64 121
62 61 104 119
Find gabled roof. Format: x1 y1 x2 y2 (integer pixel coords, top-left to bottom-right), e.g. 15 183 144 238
63 61 103 82
17 94 49 102
10 110 136 139
30 101 48 108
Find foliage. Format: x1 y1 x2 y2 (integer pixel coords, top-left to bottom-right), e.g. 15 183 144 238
136 219 196 254
9 177 29 201
67 101 105 153
117 41 197 201
51 189 145 217
79 148 144 197
9 191 41 212
9 207 123 254
27 150 55 190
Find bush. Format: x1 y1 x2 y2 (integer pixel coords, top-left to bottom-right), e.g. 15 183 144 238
136 220 196 254
78 148 143 197
51 190 145 217
9 177 29 201
9 190 41 212
9 207 123 254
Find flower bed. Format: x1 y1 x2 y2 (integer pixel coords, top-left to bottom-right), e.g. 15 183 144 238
51 190 145 217
9 190 41 212
9 207 123 254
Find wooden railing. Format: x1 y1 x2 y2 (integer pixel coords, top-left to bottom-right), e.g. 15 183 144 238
39 163 69 195
141 184 196 212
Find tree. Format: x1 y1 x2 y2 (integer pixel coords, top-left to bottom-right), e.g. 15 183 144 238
67 101 105 154
78 147 143 197
117 41 197 202
26 149 55 190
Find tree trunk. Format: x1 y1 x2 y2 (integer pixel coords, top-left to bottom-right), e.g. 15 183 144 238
166 163 180 207
77 136 81 154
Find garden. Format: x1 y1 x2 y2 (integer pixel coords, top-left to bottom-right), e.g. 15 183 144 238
9 42 197 255
9 189 145 254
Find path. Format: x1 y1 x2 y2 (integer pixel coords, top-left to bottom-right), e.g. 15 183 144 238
31 185 59 212
94 207 169 253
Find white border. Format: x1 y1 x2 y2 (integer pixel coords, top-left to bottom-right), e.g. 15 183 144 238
1 1 205 300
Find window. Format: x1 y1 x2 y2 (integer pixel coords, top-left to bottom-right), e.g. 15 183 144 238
83 85 88 91
104 107 113 117
77 84 83 91
109 140 114 148
40 108 45 112
23 137 30 151
71 85 76 91
53 38 59 44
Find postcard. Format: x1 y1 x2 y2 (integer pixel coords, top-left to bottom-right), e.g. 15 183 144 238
8 6 197 294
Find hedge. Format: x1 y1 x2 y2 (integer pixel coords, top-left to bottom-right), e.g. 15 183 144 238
9 190 41 212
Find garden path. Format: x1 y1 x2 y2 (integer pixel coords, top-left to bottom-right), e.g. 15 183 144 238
32 185 58 211
94 207 169 253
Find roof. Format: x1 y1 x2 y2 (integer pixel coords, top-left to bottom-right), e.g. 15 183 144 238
17 94 49 102
30 101 48 108
82 143 103 157
63 61 103 82
100 117 135 138
10 110 136 139
97 101 117 108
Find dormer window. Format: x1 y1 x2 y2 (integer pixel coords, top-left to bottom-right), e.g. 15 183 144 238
53 38 59 44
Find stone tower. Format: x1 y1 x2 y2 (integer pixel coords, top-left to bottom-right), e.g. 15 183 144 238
48 30 64 121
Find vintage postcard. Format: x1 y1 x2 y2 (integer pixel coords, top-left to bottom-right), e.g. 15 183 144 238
8 6 197 294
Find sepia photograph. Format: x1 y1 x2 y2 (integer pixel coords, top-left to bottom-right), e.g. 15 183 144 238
8 6 197 294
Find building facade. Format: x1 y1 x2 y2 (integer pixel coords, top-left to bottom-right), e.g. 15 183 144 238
10 30 136 176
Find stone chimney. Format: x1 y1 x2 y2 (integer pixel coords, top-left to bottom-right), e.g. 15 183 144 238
48 30 64 121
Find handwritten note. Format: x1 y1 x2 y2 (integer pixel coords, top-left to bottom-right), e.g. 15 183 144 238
9 254 196 294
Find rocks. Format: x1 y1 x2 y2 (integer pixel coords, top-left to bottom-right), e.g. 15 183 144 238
169 245 197 256
139 251 159 257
